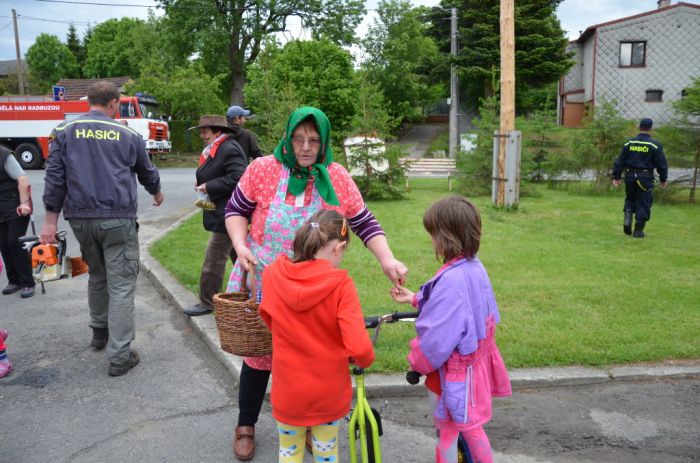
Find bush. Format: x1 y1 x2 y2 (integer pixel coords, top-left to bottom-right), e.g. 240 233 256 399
349 143 408 200
558 97 635 192
168 120 204 154
455 96 498 196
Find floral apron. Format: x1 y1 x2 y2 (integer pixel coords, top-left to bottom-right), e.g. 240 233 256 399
227 167 322 369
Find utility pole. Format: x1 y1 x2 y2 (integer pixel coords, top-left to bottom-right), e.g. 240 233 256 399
448 7 459 159
12 9 25 96
494 0 518 206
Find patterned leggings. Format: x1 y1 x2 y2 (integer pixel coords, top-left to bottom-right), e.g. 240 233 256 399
277 420 340 463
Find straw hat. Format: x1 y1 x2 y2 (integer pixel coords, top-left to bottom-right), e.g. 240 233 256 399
188 115 231 131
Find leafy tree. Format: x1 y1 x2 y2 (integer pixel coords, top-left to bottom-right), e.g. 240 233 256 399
455 95 499 196
346 76 407 199
244 39 360 142
517 82 557 115
674 76 700 117
561 97 633 192
656 125 699 204
1 65 24 94
83 18 158 78
66 24 85 77
130 62 227 119
521 101 561 181
428 0 572 105
243 41 301 153
656 75 700 203
25 33 79 93
157 0 365 104
361 0 444 122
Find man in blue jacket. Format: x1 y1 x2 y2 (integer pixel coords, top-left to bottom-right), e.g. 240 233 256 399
612 118 668 238
39 81 164 376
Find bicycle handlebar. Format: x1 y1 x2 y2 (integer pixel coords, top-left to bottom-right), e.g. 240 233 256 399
363 310 419 329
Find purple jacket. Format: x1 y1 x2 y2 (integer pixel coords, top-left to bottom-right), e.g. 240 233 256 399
408 257 511 427
411 257 500 368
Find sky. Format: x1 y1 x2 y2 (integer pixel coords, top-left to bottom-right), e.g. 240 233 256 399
0 0 693 61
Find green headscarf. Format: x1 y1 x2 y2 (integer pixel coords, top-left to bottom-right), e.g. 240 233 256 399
273 106 339 206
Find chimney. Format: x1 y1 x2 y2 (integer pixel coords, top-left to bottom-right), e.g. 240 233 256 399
658 0 670 8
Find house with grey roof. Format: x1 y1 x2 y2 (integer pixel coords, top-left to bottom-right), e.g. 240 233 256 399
0 59 26 79
557 1 700 127
54 76 133 100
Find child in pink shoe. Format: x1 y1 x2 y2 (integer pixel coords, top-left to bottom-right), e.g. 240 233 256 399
0 327 11 377
391 196 511 463
1 259 14 378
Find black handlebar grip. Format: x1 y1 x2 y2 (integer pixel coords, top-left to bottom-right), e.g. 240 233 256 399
18 235 39 243
364 316 380 328
392 311 419 321
406 371 421 385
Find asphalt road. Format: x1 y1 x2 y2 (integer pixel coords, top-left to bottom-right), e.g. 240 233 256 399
19 167 198 256
1 168 698 462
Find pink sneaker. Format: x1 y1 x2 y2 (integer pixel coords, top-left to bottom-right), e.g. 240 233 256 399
0 329 12 378
0 358 12 378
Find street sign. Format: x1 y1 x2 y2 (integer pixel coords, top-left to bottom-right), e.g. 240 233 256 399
52 86 66 101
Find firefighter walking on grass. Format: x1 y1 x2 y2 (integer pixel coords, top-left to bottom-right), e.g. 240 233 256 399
612 118 668 238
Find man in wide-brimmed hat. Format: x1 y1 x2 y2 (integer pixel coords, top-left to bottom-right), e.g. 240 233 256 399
183 115 248 316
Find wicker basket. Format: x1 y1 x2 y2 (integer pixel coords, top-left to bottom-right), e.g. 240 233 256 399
213 273 272 357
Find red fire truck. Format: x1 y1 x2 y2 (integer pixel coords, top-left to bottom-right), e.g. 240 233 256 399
0 94 171 169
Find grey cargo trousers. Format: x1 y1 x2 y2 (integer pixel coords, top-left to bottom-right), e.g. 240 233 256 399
69 218 139 365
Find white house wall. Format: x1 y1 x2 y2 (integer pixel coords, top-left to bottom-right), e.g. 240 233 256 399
583 38 596 101
563 44 584 93
593 5 700 124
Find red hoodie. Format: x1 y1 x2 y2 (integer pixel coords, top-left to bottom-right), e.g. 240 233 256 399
259 255 374 426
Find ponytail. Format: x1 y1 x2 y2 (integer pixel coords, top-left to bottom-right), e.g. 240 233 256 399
292 209 349 263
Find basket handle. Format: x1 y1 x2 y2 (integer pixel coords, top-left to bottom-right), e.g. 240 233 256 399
240 269 258 300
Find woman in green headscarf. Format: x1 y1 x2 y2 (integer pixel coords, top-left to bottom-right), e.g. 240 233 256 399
223 106 408 461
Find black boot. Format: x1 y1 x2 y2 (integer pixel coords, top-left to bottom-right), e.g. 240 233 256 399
623 211 633 235
90 327 108 350
633 222 645 238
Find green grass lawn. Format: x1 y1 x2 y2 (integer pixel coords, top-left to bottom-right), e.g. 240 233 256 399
151 179 700 372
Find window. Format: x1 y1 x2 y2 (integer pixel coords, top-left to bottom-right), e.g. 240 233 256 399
645 89 663 102
120 102 134 118
619 42 646 66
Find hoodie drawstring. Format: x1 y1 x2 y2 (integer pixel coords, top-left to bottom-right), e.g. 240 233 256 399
463 365 474 423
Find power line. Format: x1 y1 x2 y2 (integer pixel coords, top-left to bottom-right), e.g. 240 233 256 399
17 14 92 26
0 20 13 32
32 0 158 6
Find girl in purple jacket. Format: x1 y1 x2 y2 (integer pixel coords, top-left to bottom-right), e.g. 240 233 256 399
391 196 511 463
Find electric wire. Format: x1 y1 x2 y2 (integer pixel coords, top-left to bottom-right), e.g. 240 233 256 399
32 0 158 7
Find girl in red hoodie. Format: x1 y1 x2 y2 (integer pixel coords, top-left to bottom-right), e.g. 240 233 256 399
260 209 374 463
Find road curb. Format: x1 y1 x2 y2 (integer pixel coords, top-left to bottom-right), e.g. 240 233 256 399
140 215 700 394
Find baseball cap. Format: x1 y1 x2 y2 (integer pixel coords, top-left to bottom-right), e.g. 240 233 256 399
226 105 252 119
639 118 653 130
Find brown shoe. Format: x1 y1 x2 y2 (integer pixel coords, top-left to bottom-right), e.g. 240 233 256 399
233 426 255 461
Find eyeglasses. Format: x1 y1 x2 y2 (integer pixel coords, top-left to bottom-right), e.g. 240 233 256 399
291 136 321 147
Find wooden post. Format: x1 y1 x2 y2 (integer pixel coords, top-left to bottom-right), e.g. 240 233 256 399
449 7 459 159
12 9 25 96
496 0 515 206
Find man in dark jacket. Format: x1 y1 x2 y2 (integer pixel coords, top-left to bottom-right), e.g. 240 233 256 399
612 118 668 238
226 105 262 162
39 81 164 376
183 115 248 316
